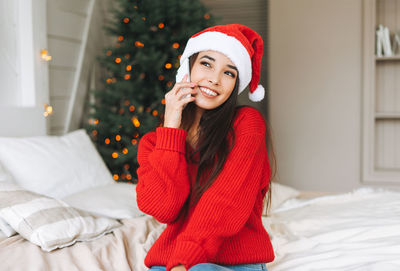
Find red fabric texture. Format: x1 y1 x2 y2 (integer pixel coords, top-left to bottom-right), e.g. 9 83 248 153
136 106 275 271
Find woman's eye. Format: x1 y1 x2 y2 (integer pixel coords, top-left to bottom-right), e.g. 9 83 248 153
225 71 236 78
200 61 211 67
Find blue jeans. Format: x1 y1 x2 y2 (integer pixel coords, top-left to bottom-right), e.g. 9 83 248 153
149 263 268 271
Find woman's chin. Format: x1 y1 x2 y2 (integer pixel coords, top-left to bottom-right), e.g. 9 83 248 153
193 99 218 110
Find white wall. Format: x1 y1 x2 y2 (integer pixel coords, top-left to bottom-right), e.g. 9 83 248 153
269 0 364 192
0 0 49 137
0 0 19 106
47 0 113 135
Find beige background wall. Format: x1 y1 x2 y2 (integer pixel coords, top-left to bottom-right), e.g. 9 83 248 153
269 0 364 192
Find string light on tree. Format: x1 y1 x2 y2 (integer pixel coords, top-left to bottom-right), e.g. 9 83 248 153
135 41 144 47
131 117 140 127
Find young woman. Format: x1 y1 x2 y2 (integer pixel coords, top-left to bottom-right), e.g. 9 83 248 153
136 24 276 271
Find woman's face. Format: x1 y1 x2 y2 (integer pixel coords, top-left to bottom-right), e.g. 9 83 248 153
190 50 238 110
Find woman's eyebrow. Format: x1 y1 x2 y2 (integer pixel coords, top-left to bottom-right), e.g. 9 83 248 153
200 55 238 72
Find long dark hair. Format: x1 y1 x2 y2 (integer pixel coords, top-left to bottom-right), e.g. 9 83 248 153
164 53 277 216
180 53 239 209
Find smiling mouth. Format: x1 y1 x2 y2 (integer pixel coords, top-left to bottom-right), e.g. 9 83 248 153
199 86 219 97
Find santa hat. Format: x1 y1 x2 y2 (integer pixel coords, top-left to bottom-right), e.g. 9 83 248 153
176 24 265 102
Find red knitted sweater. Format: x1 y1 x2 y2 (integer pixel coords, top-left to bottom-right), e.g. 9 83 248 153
136 106 275 271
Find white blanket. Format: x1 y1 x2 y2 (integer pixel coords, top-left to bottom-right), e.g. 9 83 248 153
264 187 400 271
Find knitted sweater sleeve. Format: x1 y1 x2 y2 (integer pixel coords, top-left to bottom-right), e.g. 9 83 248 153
166 108 270 271
136 127 191 224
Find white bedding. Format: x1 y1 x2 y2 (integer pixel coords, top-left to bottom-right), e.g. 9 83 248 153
264 187 400 271
2 184 400 271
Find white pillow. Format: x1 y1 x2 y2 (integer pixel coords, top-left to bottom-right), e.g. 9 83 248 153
0 216 16 237
0 162 13 183
263 182 300 215
0 129 114 199
62 183 145 219
0 163 17 236
0 182 121 251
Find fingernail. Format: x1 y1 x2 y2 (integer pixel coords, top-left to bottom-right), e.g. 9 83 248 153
190 83 196 87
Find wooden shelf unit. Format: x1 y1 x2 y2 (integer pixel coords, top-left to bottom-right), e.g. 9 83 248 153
362 0 400 184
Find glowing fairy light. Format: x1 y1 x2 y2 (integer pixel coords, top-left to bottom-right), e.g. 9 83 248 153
135 41 144 47
43 103 53 117
41 49 52 61
131 117 140 127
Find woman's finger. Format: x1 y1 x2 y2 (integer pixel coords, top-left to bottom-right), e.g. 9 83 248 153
181 73 188 83
178 87 197 100
173 82 197 95
181 94 196 108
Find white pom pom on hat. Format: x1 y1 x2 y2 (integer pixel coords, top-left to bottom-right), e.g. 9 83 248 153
176 24 265 102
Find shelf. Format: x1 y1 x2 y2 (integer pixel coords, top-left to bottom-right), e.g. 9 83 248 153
375 112 400 119
376 55 400 61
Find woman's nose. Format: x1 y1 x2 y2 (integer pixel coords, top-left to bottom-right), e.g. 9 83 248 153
208 74 220 85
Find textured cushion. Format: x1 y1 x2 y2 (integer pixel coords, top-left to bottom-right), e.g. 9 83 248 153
0 129 114 199
62 183 145 219
0 182 121 251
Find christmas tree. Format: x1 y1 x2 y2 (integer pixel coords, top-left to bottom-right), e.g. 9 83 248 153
85 0 217 183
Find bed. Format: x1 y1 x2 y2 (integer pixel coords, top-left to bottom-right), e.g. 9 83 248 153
1 129 400 271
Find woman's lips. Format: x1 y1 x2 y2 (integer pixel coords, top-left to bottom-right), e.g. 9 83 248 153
199 86 218 98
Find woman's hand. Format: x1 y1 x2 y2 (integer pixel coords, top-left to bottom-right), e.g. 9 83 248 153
163 74 197 128
171 264 186 271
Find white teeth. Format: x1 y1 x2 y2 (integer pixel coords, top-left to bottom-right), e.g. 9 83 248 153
200 87 218 96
